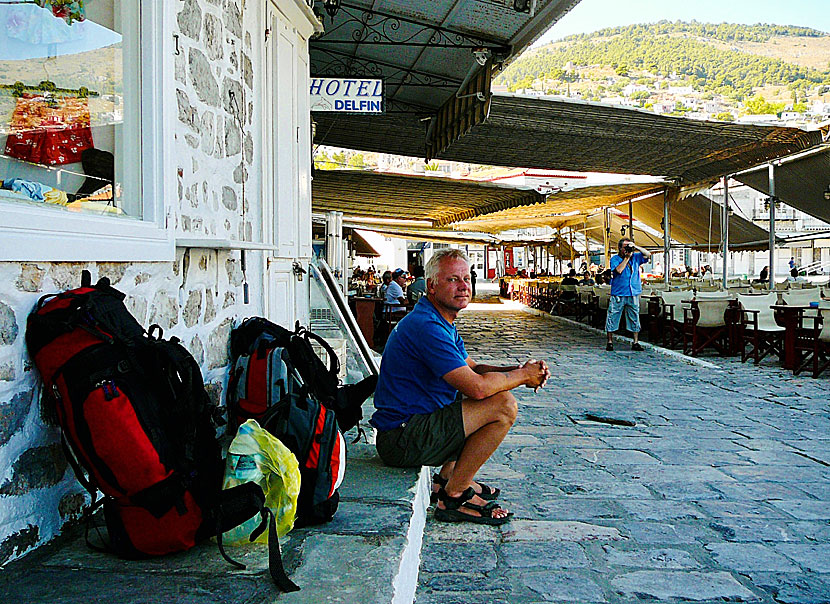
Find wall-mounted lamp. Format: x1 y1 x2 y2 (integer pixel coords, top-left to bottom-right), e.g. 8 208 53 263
762 197 781 211
513 0 532 13
472 47 491 66
323 0 341 21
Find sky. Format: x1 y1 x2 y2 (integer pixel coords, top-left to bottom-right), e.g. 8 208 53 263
534 0 830 45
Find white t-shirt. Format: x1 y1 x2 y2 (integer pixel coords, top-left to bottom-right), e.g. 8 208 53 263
385 281 406 311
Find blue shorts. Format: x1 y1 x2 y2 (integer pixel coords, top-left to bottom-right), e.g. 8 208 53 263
606 295 641 333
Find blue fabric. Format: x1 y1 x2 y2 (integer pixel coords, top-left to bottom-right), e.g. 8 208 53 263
4 177 51 202
370 297 468 432
605 295 641 333
384 280 405 311
609 252 645 296
408 276 426 298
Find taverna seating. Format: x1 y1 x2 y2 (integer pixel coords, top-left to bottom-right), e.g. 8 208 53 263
794 301 830 378
683 297 732 357
737 292 783 364
651 290 691 348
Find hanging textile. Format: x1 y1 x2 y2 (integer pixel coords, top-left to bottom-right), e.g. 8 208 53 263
4 93 94 165
36 1 86 26
4 3 88 46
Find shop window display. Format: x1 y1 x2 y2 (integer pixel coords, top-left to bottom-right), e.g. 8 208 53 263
0 0 141 218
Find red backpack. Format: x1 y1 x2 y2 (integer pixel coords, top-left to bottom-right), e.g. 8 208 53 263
26 271 298 591
227 318 379 526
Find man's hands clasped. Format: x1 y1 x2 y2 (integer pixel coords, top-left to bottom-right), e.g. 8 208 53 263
518 359 550 392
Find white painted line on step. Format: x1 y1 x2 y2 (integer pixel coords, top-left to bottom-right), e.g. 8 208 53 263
392 466 431 604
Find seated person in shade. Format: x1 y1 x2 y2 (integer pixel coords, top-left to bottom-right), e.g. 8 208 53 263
408 265 426 302
561 269 579 285
371 248 550 525
579 272 595 285
378 270 392 298
385 268 408 312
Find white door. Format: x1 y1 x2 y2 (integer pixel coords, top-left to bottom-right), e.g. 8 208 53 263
264 3 312 326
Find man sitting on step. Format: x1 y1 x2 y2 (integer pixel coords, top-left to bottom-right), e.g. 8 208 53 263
370 248 550 525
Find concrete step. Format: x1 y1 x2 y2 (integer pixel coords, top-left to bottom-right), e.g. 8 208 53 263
0 439 430 604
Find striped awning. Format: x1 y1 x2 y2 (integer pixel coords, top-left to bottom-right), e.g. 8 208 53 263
314 95 823 183
631 193 772 251
451 182 665 233
312 169 546 227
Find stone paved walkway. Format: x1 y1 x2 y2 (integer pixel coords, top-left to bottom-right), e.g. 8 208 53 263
415 286 830 604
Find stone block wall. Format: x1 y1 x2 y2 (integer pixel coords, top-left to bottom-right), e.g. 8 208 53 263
0 0 272 565
174 0 261 244
0 251 260 565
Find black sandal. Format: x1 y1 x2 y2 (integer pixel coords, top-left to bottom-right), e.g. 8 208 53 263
432 473 501 501
433 487 512 526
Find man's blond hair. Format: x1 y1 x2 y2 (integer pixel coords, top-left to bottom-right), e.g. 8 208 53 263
425 248 470 281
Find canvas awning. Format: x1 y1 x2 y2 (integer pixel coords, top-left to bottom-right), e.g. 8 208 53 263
347 228 381 257
451 182 665 233
314 95 823 182
631 193 772 251
312 169 546 227
343 222 499 246
734 146 830 224
573 210 665 249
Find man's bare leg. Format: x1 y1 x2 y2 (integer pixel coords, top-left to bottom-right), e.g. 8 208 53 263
437 391 517 519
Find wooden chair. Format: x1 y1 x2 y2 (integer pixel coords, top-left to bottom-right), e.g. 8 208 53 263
794 301 830 378
737 292 783 364
575 285 596 323
592 286 611 328
654 290 691 348
683 298 731 356
553 284 579 316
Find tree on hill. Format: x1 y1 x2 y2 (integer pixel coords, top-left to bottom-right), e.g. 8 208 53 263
743 95 786 115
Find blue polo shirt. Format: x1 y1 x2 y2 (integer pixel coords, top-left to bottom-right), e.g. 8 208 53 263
370 297 468 432
609 252 645 297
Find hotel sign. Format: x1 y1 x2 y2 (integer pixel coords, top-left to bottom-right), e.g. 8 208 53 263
310 78 384 113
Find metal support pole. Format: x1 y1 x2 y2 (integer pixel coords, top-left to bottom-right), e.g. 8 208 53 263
583 219 589 269
628 198 634 243
603 209 610 268
326 211 337 270
556 232 562 275
568 228 575 269
663 189 671 286
768 163 776 289
722 177 729 289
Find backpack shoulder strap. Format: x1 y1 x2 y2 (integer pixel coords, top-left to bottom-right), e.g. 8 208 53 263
296 328 340 377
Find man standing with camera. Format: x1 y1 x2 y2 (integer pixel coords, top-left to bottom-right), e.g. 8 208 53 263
606 237 651 351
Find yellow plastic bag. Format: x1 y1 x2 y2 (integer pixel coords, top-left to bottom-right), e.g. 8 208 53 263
220 419 301 545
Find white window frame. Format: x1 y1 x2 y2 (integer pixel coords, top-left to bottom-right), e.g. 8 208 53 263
0 1 174 262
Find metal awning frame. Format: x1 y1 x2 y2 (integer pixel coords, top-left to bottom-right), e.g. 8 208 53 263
315 2 512 52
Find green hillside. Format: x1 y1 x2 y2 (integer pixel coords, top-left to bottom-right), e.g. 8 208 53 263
496 21 830 101
564 21 825 44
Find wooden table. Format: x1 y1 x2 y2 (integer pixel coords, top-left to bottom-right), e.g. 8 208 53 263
771 304 812 370
349 296 383 347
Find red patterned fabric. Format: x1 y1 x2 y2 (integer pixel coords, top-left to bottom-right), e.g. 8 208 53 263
4 94 93 165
